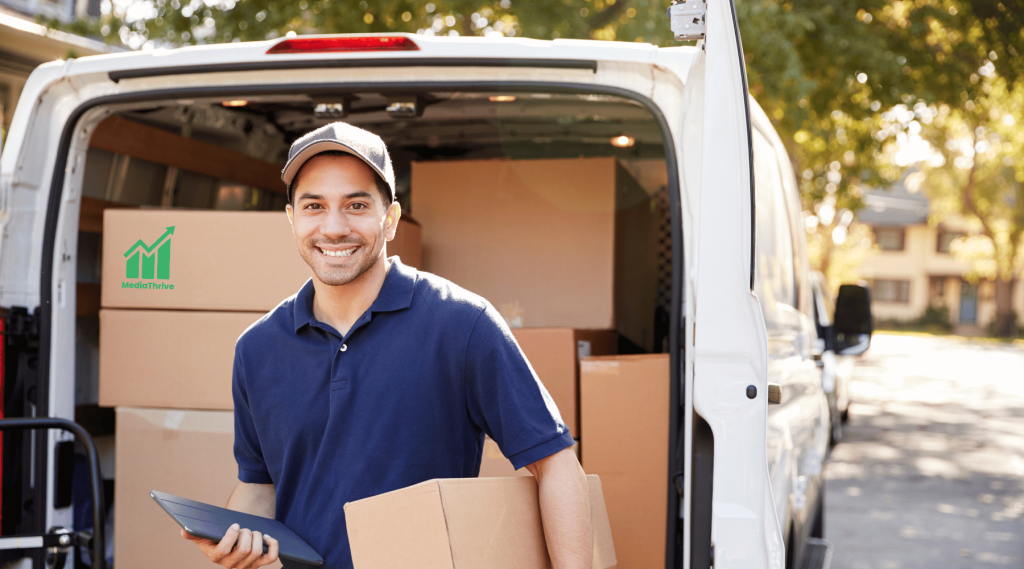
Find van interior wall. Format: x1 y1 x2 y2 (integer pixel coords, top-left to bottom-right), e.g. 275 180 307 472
73 92 672 562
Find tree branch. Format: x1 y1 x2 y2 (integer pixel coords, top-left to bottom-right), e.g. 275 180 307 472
588 0 628 32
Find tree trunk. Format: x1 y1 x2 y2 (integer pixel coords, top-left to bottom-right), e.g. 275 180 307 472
992 277 1018 337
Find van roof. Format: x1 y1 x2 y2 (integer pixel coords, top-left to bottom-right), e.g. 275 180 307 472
63 33 698 80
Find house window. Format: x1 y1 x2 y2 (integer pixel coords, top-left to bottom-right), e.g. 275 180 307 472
874 279 910 303
936 230 964 254
875 227 905 251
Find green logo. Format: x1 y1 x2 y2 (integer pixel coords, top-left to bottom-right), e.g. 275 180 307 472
123 226 175 287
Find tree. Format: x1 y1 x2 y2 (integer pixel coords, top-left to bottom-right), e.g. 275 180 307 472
919 75 1024 336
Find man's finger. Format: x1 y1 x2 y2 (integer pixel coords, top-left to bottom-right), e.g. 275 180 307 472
255 534 280 567
224 527 253 566
211 523 240 561
239 531 264 569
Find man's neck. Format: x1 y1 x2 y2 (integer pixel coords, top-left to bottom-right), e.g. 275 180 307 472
311 255 390 337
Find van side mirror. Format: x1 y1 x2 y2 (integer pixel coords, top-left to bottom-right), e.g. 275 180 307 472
832 284 872 356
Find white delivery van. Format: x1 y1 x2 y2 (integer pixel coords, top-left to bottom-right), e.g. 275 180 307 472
0 2 874 568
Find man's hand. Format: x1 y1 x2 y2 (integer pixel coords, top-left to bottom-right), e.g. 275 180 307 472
181 524 279 568
182 481 279 567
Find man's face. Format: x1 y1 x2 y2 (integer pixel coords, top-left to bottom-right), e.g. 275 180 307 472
286 154 399 287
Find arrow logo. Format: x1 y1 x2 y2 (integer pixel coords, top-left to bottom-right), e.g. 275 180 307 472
124 226 175 281
124 226 175 257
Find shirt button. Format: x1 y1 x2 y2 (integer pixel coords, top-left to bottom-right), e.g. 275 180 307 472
340 344 348 352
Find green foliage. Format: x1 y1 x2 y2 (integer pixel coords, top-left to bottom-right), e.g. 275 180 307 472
920 75 1024 284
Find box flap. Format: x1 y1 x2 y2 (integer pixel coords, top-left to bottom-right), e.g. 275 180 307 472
438 477 550 569
345 480 454 569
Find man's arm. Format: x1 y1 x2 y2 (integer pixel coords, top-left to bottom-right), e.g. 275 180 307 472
181 481 279 569
526 447 593 569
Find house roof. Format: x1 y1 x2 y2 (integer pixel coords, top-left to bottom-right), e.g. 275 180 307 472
857 177 930 227
0 6 121 72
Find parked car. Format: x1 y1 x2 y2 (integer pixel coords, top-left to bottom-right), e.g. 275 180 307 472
0 5 874 568
811 272 873 446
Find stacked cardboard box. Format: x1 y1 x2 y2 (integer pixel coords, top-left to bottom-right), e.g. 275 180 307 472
411 157 657 352
581 354 671 569
100 209 421 568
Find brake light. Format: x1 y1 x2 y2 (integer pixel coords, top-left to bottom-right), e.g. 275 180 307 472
267 36 419 54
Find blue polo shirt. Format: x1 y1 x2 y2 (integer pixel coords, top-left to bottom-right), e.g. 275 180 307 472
232 258 574 568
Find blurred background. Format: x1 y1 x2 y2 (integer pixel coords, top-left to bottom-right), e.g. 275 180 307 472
1 0 1022 567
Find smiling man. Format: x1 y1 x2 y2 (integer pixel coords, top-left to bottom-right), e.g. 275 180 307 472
181 122 593 569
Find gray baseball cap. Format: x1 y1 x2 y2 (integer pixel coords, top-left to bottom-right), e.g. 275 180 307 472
281 122 395 202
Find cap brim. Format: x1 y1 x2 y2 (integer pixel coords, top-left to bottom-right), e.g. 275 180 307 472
281 139 389 189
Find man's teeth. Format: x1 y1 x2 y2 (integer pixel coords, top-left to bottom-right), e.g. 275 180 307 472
320 247 356 257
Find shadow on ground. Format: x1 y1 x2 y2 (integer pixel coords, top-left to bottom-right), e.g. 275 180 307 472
824 333 1024 568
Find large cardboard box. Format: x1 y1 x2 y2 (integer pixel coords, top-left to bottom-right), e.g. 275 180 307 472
512 328 617 438
346 475 616 569
101 209 421 311
580 354 670 569
412 158 657 350
113 407 282 569
99 309 261 409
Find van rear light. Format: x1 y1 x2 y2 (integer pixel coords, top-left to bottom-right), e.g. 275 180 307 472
267 36 419 54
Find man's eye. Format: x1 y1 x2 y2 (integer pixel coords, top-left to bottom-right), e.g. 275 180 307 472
351 202 367 210
303 203 322 210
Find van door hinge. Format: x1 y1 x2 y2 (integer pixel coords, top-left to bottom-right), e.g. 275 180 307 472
668 0 707 41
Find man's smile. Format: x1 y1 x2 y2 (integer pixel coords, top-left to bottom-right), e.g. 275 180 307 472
317 244 360 258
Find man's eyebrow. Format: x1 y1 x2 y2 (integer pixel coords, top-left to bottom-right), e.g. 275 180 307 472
296 191 374 204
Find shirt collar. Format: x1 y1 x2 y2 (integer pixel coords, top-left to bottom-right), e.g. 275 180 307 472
292 257 416 333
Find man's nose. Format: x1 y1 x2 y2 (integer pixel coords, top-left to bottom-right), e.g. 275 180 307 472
319 208 352 239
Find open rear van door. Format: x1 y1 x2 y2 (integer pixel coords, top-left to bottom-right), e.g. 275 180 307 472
672 0 786 567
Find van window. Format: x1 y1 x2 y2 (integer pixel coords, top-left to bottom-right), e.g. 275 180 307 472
752 129 797 326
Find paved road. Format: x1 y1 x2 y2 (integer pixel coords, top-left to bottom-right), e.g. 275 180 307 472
824 333 1024 568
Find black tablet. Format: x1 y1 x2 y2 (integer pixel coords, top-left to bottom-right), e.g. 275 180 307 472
151 490 324 566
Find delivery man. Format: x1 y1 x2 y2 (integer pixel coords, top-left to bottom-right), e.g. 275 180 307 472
181 122 593 569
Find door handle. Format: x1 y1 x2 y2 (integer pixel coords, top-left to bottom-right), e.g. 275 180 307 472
767 383 782 405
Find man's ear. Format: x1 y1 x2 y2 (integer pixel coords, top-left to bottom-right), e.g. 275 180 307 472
383 202 402 242
285 204 295 236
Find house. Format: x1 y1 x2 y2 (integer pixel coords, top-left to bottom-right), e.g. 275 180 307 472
856 177 1024 331
0 0 117 144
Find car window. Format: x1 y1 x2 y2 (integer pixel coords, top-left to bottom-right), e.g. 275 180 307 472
752 129 797 327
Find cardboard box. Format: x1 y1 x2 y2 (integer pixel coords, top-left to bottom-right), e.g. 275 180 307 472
580 354 670 569
512 328 617 438
113 407 282 569
412 158 657 350
346 475 616 569
477 436 579 478
99 309 261 409
101 209 421 311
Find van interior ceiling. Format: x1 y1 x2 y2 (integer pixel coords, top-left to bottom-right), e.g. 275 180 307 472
70 89 673 562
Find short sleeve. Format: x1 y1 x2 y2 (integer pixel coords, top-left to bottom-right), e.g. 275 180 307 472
463 304 575 470
232 346 273 484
